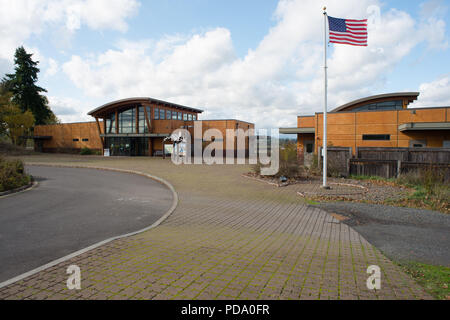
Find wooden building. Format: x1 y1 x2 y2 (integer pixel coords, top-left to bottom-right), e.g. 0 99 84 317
279 92 450 164
34 97 254 156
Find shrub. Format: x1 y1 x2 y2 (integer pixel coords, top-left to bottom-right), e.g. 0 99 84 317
276 142 300 178
251 163 261 175
327 157 343 178
397 166 449 212
80 147 94 155
249 141 301 179
398 166 448 193
0 157 30 192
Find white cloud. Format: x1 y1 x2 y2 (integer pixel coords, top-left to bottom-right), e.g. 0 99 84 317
54 0 447 128
45 58 59 77
0 0 139 74
411 75 450 107
47 96 91 123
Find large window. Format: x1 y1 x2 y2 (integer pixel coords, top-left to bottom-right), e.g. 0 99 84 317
177 112 182 120
154 108 159 119
105 113 116 133
118 108 135 133
166 110 171 120
362 134 390 141
105 137 149 156
193 115 197 121
352 100 403 112
138 106 151 133
188 114 193 121
159 108 165 120
183 113 187 121
172 111 178 120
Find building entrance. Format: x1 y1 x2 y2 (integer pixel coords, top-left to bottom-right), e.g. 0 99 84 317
105 137 149 156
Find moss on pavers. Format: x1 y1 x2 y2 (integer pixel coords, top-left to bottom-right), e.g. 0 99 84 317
0 154 434 300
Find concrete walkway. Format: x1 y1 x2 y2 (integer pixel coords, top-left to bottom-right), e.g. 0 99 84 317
0 156 431 300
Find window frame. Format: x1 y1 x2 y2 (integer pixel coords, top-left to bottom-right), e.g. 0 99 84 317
362 134 391 141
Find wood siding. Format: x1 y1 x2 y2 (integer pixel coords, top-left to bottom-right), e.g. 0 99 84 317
34 122 104 153
297 107 450 156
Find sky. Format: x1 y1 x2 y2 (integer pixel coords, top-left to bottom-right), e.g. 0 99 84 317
0 0 449 130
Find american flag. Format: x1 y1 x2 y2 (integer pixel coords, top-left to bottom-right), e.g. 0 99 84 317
327 16 367 46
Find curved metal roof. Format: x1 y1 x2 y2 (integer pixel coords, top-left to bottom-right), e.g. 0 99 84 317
331 92 420 112
88 97 203 117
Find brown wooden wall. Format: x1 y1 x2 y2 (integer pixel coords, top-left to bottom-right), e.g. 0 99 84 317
199 120 255 155
34 121 104 153
34 119 255 156
297 107 450 156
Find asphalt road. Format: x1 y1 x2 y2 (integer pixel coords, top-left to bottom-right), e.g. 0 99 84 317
0 166 173 283
315 202 450 266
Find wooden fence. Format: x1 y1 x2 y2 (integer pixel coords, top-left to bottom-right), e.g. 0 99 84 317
318 147 352 177
356 147 450 163
349 159 450 181
349 159 400 178
315 147 450 179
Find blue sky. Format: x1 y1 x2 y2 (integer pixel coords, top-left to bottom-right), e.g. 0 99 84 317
1 0 449 129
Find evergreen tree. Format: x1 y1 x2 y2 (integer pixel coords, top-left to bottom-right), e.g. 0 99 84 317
3 46 56 125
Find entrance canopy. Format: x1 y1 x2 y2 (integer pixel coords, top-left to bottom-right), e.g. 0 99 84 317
279 127 315 134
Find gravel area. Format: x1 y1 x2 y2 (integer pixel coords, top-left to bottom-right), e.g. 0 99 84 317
314 201 450 267
301 177 412 203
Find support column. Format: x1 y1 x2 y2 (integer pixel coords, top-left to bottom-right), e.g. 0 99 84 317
148 137 153 157
135 105 139 134
95 117 105 155
143 105 152 133
115 110 119 133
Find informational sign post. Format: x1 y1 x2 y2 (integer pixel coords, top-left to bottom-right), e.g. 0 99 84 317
178 141 187 157
164 144 173 156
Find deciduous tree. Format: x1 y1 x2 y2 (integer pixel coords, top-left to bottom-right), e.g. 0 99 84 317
2 104 35 145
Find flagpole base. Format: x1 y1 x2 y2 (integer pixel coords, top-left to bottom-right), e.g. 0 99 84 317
321 185 331 190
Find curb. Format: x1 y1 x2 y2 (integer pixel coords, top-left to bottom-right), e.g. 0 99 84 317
0 180 38 198
297 182 369 198
241 173 287 187
0 163 179 290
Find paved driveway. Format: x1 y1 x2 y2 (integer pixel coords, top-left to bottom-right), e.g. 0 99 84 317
315 202 450 266
0 157 432 300
0 166 173 283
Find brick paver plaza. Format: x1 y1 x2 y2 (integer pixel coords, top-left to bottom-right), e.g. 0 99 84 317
0 156 432 300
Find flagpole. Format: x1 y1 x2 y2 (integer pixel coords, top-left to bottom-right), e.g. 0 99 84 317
322 7 329 189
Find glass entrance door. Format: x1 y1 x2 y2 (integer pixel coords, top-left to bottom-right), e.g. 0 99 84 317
106 137 148 156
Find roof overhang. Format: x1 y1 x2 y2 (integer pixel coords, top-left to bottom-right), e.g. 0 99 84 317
23 136 52 140
100 133 170 138
331 92 420 112
399 122 450 132
279 127 315 134
88 97 203 118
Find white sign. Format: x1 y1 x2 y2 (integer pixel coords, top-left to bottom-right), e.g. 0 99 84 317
178 142 187 157
104 148 110 157
164 144 173 155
